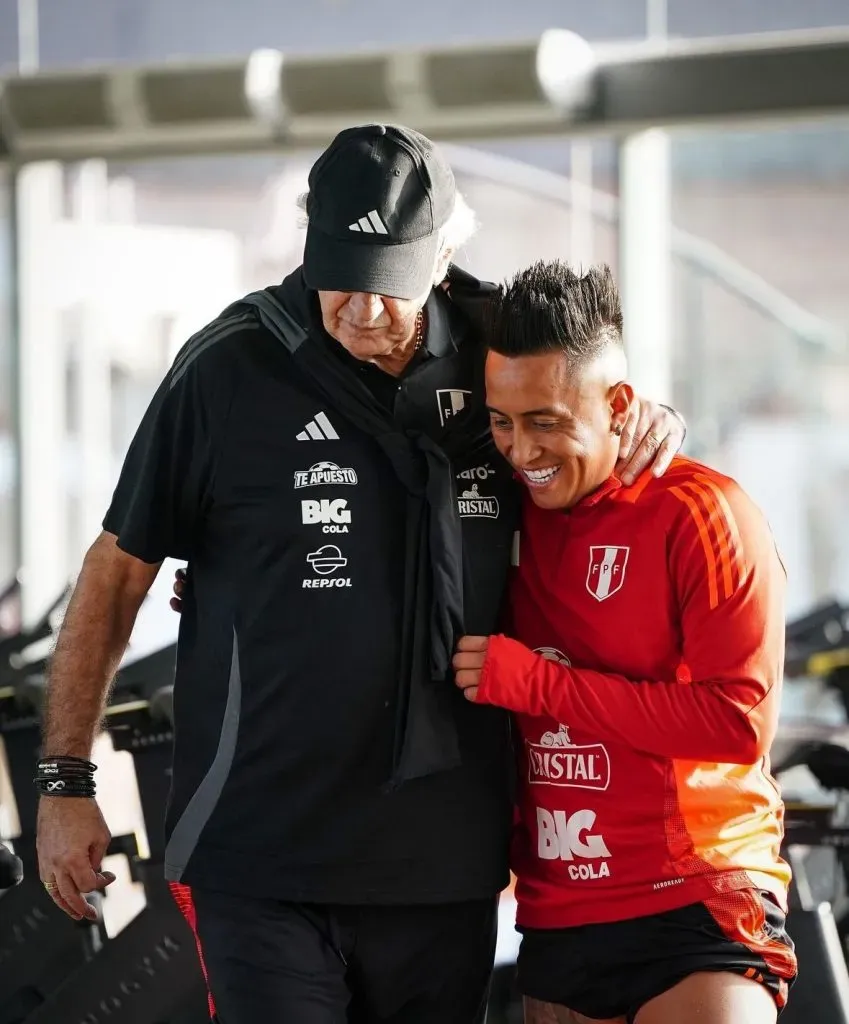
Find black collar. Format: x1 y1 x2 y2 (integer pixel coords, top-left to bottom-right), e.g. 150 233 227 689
422 286 464 359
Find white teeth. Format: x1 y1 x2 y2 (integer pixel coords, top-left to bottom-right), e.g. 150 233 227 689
523 467 560 485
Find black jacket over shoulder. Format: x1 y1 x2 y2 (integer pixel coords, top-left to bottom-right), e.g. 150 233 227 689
103 266 518 904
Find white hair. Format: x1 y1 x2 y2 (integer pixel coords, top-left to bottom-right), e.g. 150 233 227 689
295 189 479 259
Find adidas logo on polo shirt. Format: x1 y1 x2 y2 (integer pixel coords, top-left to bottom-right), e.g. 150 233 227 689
297 412 339 441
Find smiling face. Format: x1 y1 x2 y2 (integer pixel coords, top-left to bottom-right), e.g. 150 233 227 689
485 348 633 510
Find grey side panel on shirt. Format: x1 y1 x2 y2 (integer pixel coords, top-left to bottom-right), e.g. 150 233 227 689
164 630 242 880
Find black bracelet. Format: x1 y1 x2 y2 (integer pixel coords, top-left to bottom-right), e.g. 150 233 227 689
34 777 96 798
37 755 97 772
36 763 92 779
34 755 97 798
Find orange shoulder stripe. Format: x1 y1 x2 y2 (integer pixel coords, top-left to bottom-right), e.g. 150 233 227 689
695 472 746 582
670 474 743 609
685 480 736 598
669 485 720 609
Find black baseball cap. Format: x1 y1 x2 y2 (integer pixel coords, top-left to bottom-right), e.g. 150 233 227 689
302 124 456 301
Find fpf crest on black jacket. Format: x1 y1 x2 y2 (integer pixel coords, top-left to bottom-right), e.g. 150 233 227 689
103 268 518 904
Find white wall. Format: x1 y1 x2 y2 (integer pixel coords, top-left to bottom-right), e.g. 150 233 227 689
16 161 243 628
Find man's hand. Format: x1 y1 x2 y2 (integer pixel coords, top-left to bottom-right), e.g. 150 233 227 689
36 797 116 921
453 635 490 702
36 531 157 919
170 568 186 614
617 398 686 486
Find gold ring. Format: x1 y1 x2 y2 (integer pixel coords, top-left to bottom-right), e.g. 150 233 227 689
43 881 58 891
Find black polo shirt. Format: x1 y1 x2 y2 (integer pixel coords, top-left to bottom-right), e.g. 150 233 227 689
103 273 518 904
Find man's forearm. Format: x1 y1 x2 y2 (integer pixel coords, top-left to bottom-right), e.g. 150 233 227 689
42 533 159 758
477 635 777 763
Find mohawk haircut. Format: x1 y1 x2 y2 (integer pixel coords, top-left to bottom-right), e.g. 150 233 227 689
488 260 623 362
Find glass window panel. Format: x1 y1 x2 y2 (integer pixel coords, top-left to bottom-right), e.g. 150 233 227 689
668 121 849 620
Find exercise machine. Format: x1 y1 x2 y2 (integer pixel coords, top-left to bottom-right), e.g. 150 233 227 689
0 629 181 1023
777 748 849 1024
0 842 22 888
0 592 108 1024
0 575 21 637
23 675 211 1024
774 602 849 1022
785 600 849 669
485 889 522 1023
0 676 107 1024
785 600 849 700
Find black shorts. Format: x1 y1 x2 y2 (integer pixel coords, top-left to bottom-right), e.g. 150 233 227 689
170 883 497 1024
517 889 798 1022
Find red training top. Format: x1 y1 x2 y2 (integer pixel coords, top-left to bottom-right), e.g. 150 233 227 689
477 456 791 929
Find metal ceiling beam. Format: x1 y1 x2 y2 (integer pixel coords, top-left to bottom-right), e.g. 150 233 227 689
0 27 848 164
598 26 849 130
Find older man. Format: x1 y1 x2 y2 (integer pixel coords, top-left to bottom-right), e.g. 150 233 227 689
35 125 685 1024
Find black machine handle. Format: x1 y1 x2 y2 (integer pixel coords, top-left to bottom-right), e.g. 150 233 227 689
799 741 849 793
784 599 849 689
0 585 71 662
105 832 140 860
0 574 21 610
0 841 23 889
785 600 848 644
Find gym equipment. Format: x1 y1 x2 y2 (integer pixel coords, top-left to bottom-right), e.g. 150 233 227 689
0 576 21 637
0 636 179 1023
486 891 522 1023
785 600 849 683
781 805 849 1022
0 842 23 888
785 600 849 656
23 678 211 1024
0 596 107 1024
0 588 67 673
0 575 20 604
775 740 849 1024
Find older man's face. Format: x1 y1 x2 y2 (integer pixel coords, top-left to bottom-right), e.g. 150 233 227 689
318 289 428 362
